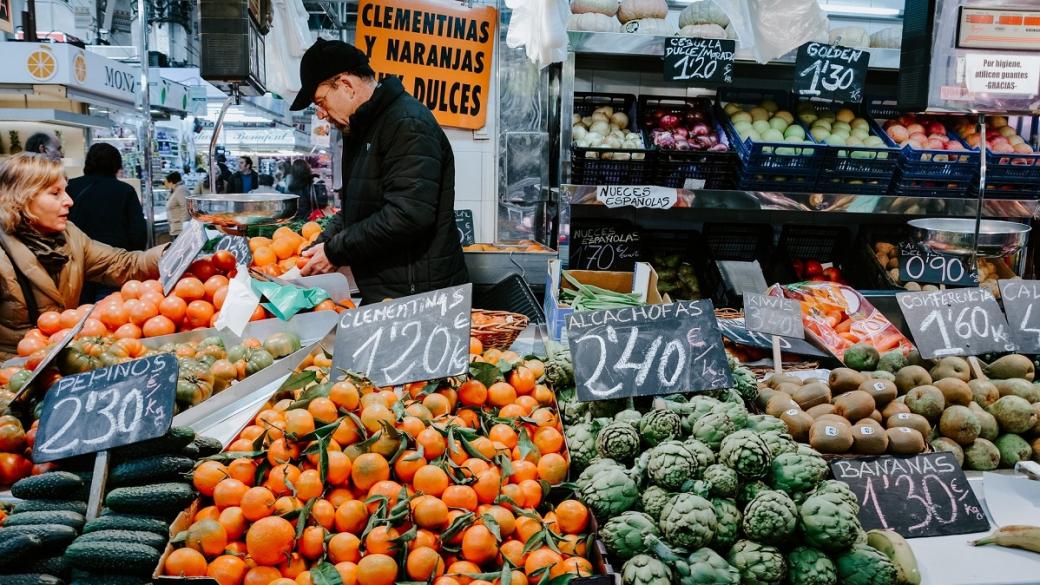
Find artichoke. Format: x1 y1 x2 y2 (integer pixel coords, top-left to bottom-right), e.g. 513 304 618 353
590 398 627 419
600 511 659 559
711 400 750 429
719 430 772 478
799 494 863 553
786 546 838 585
727 539 786 585
810 480 860 514
641 485 673 521
760 430 799 458
560 397 590 426
682 438 717 471
575 458 623 491
702 464 739 498
835 544 898 585
692 412 740 451
737 480 771 509
731 366 758 403
564 419 600 472
711 498 742 551
615 407 644 426
596 421 641 462
747 414 789 434
579 467 639 518
660 493 717 550
544 349 574 387
741 490 797 545
648 441 700 490
769 451 828 496
639 409 683 447
681 479 711 499
645 534 740 585
621 554 673 585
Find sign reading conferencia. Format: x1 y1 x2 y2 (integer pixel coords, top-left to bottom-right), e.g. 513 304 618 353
356 0 496 130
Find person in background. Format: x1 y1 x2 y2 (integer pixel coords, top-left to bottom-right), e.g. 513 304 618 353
164 171 190 236
0 153 162 358
229 156 258 193
215 155 232 194
253 174 278 194
287 159 315 220
24 132 63 162
67 143 147 251
276 160 292 193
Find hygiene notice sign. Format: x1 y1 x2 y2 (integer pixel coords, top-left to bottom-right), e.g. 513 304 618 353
356 0 496 130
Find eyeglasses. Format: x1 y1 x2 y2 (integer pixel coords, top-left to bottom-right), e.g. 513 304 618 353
313 80 338 114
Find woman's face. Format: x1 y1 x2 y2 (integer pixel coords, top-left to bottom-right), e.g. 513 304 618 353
27 177 72 232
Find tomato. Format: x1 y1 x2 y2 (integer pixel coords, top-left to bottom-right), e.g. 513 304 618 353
228 346 275 376
79 318 109 337
59 337 113 374
25 349 48 371
0 423 26 452
36 311 62 335
8 369 33 392
210 359 238 382
177 370 214 407
16 336 47 357
211 250 237 273
189 258 219 281
174 277 206 302
197 344 226 362
263 332 302 359
0 452 32 485
0 367 21 385
31 462 58 475
24 424 36 449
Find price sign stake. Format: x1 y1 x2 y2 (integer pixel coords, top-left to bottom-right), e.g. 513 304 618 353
898 242 978 286
998 279 1040 354
744 292 805 376
793 42 869 103
663 37 736 85
896 288 1016 359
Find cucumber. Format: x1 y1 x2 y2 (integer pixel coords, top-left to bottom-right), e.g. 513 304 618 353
180 441 200 459
11 472 84 500
192 435 223 457
108 455 194 487
69 572 152 585
12 499 87 515
24 555 68 577
0 575 65 585
82 514 168 536
65 540 160 576
0 533 44 569
104 482 195 515
4 510 85 530
0 525 78 547
74 529 167 549
112 426 195 459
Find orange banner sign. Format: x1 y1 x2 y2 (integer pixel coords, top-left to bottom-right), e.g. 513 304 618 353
356 0 496 130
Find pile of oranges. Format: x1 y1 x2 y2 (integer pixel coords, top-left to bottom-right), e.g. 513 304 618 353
249 223 324 277
162 341 592 585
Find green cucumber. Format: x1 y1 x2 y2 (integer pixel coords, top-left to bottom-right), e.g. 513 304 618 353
112 426 195 459
12 499 87 515
0 525 78 547
104 482 195 515
4 510 85 530
83 514 169 535
65 540 161 575
74 529 167 549
108 455 194 487
11 471 84 499
0 533 44 569
0 575 65 585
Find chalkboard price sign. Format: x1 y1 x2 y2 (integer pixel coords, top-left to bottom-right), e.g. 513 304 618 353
215 235 253 266
570 224 641 271
663 37 735 85
567 300 732 402
716 317 827 357
454 210 475 246
13 311 91 402
896 288 1016 359
332 284 472 387
744 293 805 339
898 242 978 286
160 220 207 295
793 42 869 103
830 452 989 538
998 279 1040 354
33 354 178 463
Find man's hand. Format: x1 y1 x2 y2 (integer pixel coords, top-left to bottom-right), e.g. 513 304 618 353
301 243 336 276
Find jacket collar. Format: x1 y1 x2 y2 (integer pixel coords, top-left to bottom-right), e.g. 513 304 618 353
348 76 406 136
0 228 65 306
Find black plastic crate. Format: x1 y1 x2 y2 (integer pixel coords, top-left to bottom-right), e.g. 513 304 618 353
687 231 738 309
774 225 851 284
738 169 817 192
970 178 1040 200
796 100 901 179
719 88 828 176
702 222 774 262
640 230 704 301
473 273 546 323
815 170 891 195
638 95 739 189
856 226 910 290
571 93 652 185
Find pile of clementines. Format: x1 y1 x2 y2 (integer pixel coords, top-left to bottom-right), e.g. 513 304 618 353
161 340 593 585
248 223 324 277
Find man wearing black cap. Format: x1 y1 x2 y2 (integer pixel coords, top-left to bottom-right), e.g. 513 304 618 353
292 38 468 303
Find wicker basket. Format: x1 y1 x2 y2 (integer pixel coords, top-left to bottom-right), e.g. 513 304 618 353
471 310 530 351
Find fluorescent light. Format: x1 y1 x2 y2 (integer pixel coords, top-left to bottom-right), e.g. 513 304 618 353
821 5 901 17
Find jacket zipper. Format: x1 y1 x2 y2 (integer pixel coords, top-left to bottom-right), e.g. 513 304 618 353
408 254 415 294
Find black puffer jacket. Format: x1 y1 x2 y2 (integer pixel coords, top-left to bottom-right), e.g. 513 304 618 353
319 77 468 303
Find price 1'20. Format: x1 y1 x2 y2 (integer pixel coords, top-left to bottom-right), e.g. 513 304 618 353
673 54 718 81
351 317 468 385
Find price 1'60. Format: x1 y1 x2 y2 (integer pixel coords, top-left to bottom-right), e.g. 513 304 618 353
919 305 1009 354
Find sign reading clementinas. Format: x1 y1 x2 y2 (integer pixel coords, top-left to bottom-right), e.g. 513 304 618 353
356 0 496 130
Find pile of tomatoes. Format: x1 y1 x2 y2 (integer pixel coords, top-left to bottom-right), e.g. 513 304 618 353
161 340 593 585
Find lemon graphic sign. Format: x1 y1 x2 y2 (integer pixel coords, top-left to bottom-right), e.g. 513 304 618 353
26 48 57 81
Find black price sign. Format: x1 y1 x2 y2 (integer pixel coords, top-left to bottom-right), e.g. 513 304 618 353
898 242 978 286
332 284 472 387
455 210 475 246
160 220 207 295
663 37 735 85
830 453 989 538
570 224 641 271
716 317 827 357
793 42 869 103
215 235 253 266
998 279 1040 354
567 300 732 402
897 288 1016 359
744 293 805 339
33 354 178 463
13 311 90 402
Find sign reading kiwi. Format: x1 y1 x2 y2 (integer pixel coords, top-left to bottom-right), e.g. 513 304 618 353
829 452 989 538
896 288 1016 359
998 279 1040 354
743 292 805 339
716 317 827 358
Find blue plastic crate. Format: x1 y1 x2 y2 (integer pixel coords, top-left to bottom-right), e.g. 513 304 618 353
985 149 1040 181
738 169 818 192
970 178 1040 200
816 171 891 195
571 93 652 186
638 95 739 189
718 89 827 175
891 168 975 198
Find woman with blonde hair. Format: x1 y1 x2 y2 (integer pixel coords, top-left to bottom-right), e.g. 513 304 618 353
0 153 162 358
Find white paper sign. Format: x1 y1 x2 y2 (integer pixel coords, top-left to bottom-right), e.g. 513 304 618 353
596 186 677 209
965 53 1040 96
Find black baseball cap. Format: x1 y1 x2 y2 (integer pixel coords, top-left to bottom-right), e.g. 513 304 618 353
290 38 375 111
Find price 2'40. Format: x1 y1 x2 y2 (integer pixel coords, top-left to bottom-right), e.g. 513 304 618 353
576 325 692 398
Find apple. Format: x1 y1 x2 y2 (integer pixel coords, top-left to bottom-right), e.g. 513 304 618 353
805 260 824 277
823 267 842 282
792 259 805 279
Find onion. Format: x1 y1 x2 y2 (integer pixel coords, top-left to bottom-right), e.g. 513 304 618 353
660 114 680 130
591 112 609 124
586 132 604 147
674 128 689 139
691 123 710 136
572 126 587 140
675 139 692 151
709 143 729 152
654 132 676 148
581 116 594 127
590 121 611 137
611 112 630 129
593 106 614 117
572 114 582 125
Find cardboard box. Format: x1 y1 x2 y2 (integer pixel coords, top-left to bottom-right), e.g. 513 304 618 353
543 260 662 340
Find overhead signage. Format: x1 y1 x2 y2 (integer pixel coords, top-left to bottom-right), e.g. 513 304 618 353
897 288 1016 359
964 53 1040 97
793 42 869 103
0 43 140 105
567 301 732 402
898 242 978 286
356 0 497 130
716 317 826 358
663 37 735 85
595 185 677 210
150 73 192 114
570 224 641 272
998 279 1040 354
744 292 805 339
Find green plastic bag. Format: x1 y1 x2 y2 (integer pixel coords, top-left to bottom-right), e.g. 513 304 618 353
251 278 330 321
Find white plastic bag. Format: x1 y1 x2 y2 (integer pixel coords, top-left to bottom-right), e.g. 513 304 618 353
738 0 829 64
214 266 261 338
506 0 570 69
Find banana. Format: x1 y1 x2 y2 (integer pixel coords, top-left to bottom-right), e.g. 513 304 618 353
867 529 921 585
971 525 1040 554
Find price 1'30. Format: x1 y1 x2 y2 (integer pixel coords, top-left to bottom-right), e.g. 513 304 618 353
861 473 985 534
799 59 860 100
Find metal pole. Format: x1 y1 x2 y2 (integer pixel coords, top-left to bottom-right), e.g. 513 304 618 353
210 91 236 194
970 113 986 273
137 0 154 247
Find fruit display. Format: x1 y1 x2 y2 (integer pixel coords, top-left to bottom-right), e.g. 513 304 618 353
790 258 845 284
572 104 646 154
881 115 966 153
952 116 1034 154
723 100 815 155
649 253 701 300
463 241 555 253
643 102 728 153
248 223 327 277
870 240 1014 296
796 103 890 153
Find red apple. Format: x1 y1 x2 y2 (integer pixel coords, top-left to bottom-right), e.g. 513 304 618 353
927 121 946 135
805 260 824 277
792 258 805 279
823 267 842 282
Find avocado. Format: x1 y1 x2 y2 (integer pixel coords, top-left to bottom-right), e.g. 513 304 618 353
877 351 908 373
984 354 1035 381
844 343 881 371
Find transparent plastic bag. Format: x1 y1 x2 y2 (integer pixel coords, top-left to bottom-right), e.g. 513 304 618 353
738 0 829 64
506 0 570 68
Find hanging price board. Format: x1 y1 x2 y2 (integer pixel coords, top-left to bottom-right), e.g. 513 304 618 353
898 242 978 286
663 37 735 85
897 288 1016 359
744 293 805 339
793 42 869 103
998 279 1040 354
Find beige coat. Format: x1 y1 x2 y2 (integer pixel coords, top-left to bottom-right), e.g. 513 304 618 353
0 223 162 358
166 184 190 236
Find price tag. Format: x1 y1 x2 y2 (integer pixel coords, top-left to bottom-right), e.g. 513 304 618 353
595 186 677 210
716 317 826 357
793 42 869 103
454 210 475 246
215 235 253 266
830 453 989 538
160 220 207 295
998 279 1040 354
898 242 978 286
744 293 805 339
897 288 1016 359
13 311 91 402
569 224 641 272
567 300 732 402
662 37 735 85
331 284 472 387
33 354 178 463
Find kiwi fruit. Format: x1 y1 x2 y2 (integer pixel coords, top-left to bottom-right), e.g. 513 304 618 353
832 390 876 423
768 374 805 389
816 414 853 428
858 379 897 407
806 404 837 419
886 412 931 438
828 368 866 394
766 393 800 418
968 379 999 408
894 366 931 394
933 378 973 407
886 427 926 454
792 382 832 410
757 387 779 409
905 385 945 421
851 419 888 455
776 382 802 396
780 408 814 442
881 399 910 420
809 419 854 454
869 409 883 423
